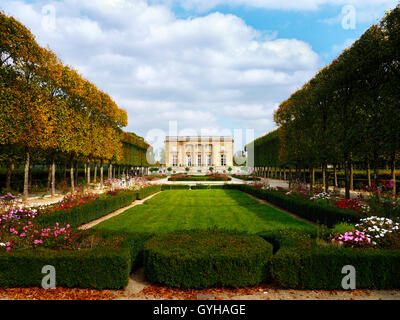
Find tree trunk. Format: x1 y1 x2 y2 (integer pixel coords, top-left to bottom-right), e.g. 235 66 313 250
325 164 329 193
28 161 33 194
47 164 52 191
100 161 104 189
373 159 378 185
84 163 87 181
334 164 338 187
6 158 13 190
87 162 91 185
311 167 315 186
23 152 30 200
367 161 371 188
118 166 120 178
113 166 116 179
391 156 396 196
283 168 287 181
108 164 112 180
70 160 75 194
51 160 56 197
94 164 97 183
344 159 350 199
322 165 326 190
350 162 354 191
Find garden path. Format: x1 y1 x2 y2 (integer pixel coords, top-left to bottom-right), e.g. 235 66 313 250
78 192 162 230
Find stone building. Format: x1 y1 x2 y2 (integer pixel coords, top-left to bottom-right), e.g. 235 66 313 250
165 136 234 174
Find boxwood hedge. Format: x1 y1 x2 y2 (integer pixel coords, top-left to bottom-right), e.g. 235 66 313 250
161 184 191 190
168 177 232 182
270 247 400 289
137 185 161 200
0 231 151 289
238 184 361 227
143 230 273 289
257 229 318 253
35 190 138 228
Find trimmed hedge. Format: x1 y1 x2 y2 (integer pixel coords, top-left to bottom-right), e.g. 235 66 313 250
190 185 214 189
161 185 191 190
35 186 161 228
143 230 273 289
35 190 138 228
238 184 361 227
168 177 232 182
232 175 261 181
270 247 400 289
0 247 131 289
137 185 161 200
0 231 151 289
257 229 317 253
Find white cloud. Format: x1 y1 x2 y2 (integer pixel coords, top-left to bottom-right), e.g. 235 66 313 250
1 0 321 150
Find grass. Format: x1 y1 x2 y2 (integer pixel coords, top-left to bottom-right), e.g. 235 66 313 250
94 189 316 234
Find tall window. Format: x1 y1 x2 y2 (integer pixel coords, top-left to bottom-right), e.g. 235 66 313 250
187 155 192 167
221 154 226 166
198 155 202 167
172 155 178 167
207 155 212 166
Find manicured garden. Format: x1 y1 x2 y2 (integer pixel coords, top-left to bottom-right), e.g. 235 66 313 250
1 182 400 291
94 189 316 234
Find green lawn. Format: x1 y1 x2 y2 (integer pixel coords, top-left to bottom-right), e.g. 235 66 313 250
94 189 316 234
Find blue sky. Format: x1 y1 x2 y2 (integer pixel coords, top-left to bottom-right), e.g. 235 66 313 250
172 2 388 63
2 0 399 155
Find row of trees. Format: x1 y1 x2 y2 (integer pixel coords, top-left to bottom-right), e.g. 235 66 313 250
0 11 151 198
251 6 400 198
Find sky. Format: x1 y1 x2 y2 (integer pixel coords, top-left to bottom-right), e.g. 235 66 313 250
1 0 399 155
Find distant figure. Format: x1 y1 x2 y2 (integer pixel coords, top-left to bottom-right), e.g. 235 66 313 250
121 171 126 187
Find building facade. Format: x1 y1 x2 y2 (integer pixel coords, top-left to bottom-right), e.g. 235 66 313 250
165 136 234 174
